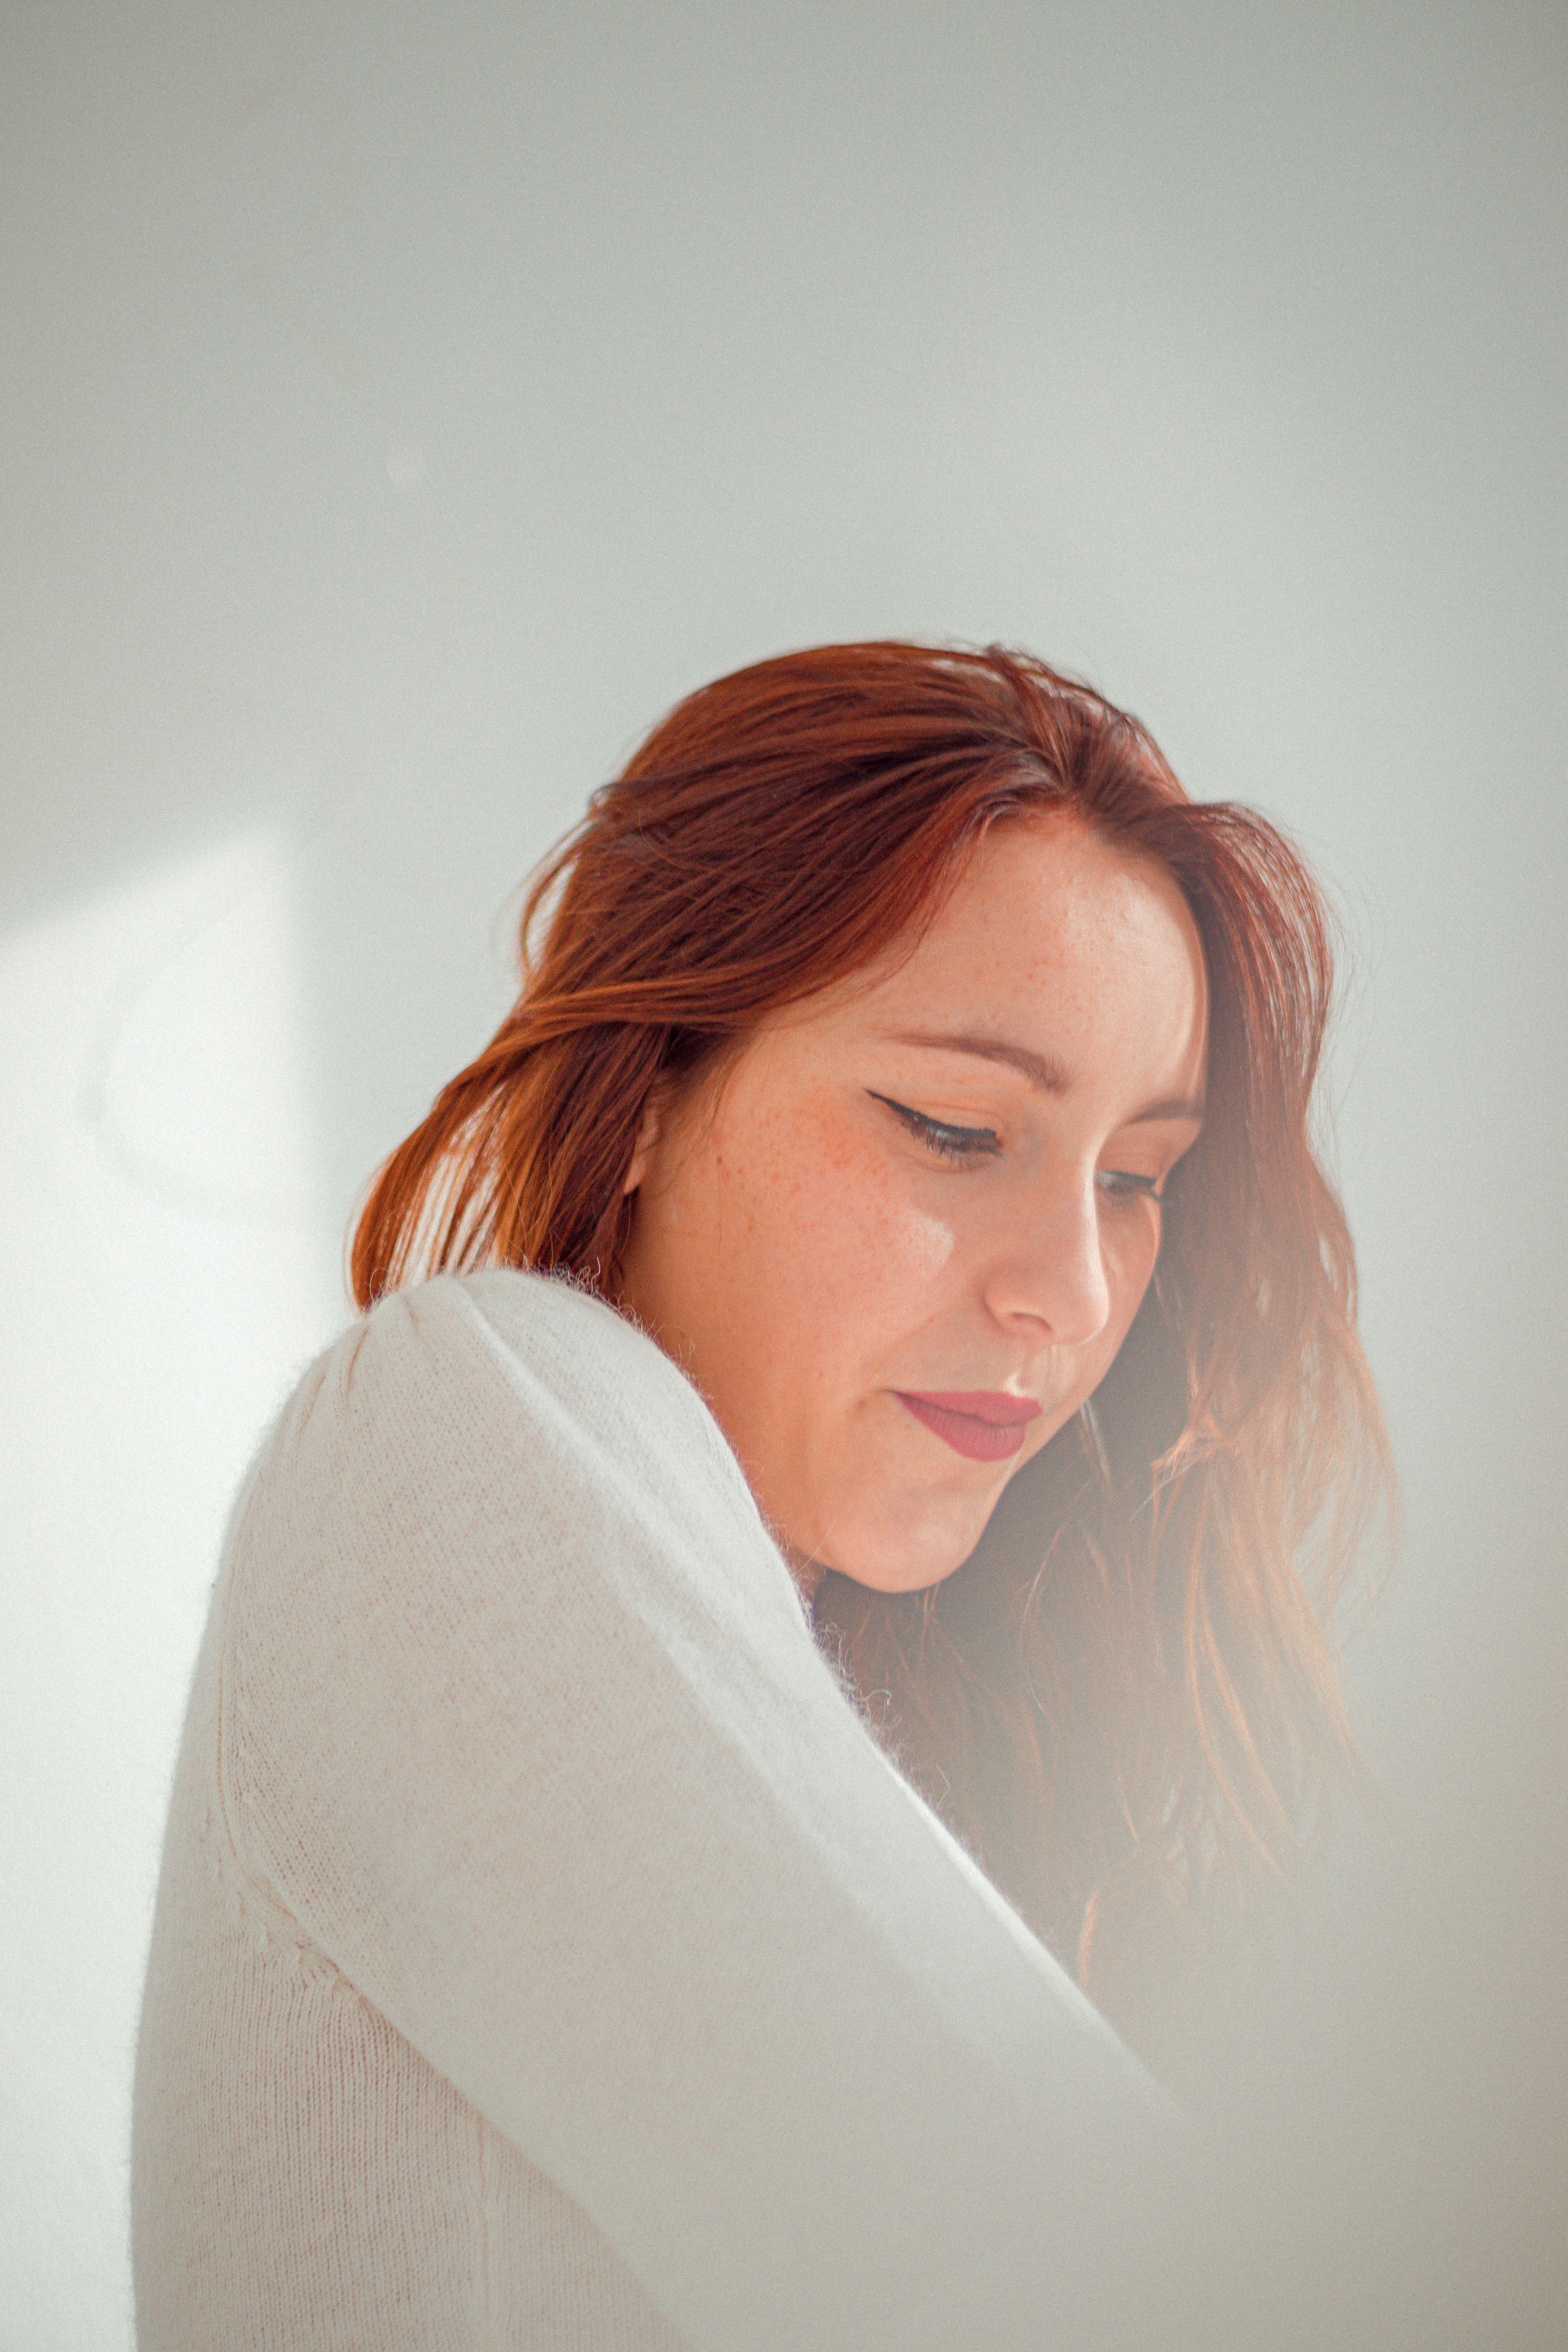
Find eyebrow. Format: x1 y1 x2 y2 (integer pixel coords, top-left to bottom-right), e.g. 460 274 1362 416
880 1027 1205 1125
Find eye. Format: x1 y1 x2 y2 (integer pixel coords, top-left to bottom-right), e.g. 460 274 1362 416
1095 1168 1163 1203
868 1091 1001 1164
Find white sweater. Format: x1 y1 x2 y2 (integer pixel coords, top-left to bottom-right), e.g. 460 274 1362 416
131 1269 1178 2350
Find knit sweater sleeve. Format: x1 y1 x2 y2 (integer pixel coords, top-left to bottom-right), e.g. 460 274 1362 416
219 1267 1178 2352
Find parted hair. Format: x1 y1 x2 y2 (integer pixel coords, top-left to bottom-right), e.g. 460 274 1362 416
350 641 1392 2076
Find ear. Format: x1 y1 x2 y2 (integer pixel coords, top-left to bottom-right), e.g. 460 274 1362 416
622 1091 663 1196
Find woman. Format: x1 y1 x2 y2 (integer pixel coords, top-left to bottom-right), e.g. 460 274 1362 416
132 641 1389 2350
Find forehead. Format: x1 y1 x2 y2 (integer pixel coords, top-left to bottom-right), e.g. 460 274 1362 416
867 814 1201 1004
928 811 1198 966
757 811 1209 1105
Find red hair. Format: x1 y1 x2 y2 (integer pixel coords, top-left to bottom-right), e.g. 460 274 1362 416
350 642 1392 2075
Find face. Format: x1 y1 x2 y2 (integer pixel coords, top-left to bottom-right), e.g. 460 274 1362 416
614 812 1208 1599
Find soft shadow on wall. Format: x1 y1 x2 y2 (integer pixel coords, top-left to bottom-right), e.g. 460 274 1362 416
0 833 344 2347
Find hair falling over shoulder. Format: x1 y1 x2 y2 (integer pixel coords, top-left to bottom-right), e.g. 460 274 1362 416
350 641 1395 2082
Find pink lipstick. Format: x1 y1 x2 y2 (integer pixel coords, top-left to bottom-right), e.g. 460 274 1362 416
894 1390 1043 1463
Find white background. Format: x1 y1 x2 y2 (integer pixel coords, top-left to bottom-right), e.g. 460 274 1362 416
2 2 1564 2343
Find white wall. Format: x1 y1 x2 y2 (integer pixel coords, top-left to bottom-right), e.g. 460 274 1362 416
2 2 1563 2343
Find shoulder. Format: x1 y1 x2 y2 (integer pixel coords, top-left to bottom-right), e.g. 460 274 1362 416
316 1269 745 1497
218 1270 809 1819
240 1267 782 1615
452 1267 726 1465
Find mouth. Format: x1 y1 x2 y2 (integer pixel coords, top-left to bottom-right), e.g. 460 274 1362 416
893 1390 1043 1464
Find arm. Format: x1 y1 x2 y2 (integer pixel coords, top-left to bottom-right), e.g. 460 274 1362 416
221 1268 1178 2351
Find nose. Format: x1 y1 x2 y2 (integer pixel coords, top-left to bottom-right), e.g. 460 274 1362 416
980 1171 1112 1348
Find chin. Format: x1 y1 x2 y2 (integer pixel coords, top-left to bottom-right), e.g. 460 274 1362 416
820 1502 989 1595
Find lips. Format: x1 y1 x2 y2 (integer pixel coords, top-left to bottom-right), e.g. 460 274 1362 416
893 1390 1043 1463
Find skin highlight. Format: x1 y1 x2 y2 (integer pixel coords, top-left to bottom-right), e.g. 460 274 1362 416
615 811 1207 1601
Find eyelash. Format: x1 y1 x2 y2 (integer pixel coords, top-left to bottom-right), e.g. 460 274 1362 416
869 1092 999 1161
868 1091 1165 1201
1096 1169 1162 1203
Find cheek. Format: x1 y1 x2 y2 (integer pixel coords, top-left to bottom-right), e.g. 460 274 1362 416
1098 1208 1163 1359
1104 1194 1161 1293
723 1115 956 1312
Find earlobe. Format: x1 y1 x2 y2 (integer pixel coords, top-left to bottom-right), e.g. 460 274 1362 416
622 1095 662 1195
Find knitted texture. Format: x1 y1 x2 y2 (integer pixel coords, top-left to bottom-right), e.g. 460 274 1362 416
132 1270 1171 2350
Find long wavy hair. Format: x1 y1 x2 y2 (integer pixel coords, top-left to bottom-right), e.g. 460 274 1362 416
350 641 1392 2078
